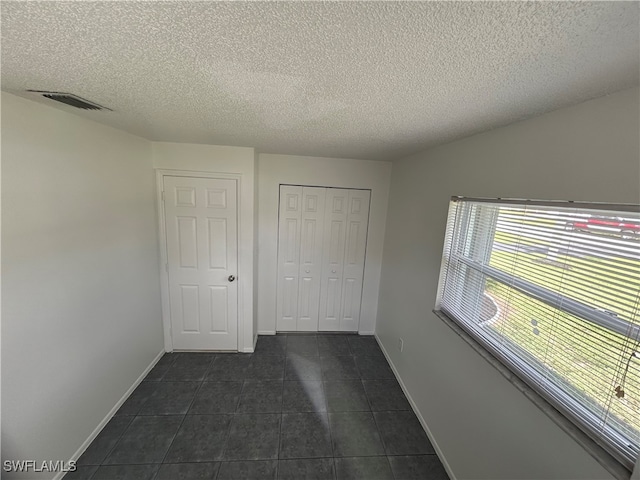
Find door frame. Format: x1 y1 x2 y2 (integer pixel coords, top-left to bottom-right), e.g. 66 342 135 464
156 169 246 352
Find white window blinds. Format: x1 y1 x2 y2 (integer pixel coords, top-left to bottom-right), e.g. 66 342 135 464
437 197 640 470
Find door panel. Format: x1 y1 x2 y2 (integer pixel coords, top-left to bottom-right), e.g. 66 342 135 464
318 188 349 331
339 190 370 332
297 187 325 331
208 218 228 269
276 186 303 331
179 285 200 332
177 217 198 268
164 176 238 350
209 286 228 332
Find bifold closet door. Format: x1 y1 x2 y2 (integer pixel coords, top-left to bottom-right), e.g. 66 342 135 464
319 189 370 332
276 186 370 332
276 186 325 331
336 189 370 331
317 189 349 331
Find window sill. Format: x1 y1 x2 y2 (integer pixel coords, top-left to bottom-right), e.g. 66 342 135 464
433 308 632 480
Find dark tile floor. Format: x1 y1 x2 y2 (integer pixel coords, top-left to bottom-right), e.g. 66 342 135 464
70 334 449 480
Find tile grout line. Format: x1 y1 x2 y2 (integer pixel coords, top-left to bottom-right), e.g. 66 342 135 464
94 353 182 480
275 359 285 479
157 355 214 468
91 353 182 477
85 338 439 479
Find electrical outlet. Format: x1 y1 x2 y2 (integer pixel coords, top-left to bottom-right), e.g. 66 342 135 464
397 337 404 352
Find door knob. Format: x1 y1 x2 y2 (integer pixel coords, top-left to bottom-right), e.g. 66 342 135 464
305 269 310 273
331 270 337 273
228 275 236 282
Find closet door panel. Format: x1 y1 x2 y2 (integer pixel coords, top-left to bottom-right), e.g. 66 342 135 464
318 189 349 331
339 190 371 331
276 186 303 331
296 187 326 331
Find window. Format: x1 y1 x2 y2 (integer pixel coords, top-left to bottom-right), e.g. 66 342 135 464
436 197 640 471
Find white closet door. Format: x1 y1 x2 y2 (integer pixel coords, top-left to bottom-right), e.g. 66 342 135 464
318 189 349 331
276 186 303 331
296 187 326 331
339 190 371 331
276 186 370 333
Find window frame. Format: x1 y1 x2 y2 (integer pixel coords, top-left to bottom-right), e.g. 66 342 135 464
435 196 640 480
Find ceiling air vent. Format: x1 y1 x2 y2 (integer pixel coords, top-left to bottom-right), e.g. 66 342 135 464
27 90 112 111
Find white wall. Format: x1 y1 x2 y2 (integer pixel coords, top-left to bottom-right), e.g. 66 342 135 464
376 87 640 480
257 153 392 334
1 93 163 477
152 142 256 352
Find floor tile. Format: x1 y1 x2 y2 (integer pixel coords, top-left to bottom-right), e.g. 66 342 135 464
189 381 242 414
207 354 252 381
278 458 335 480
287 336 319 356
77 416 132 465
223 414 281 460
374 411 434 455
143 354 178 381
321 356 360 380
363 379 410 411
76 335 437 478
285 354 323 381
329 412 385 457
161 364 209 381
254 335 287 355
164 415 231 462
155 462 220 480
282 381 326 413
61 465 98 480
138 381 199 415
245 355 285 380
387 455 449 480
156 353 179 367
217 460 277 479
279 412 332 459
144 365 169 382
116 382 158 415
104 415 182 464
347 336 383 357
334 457 394 480
354 355 394 380
324 380 370 412
162 353 215 381
173 352 217 367
92 464 159 480
318 336 351 356
237 380 283 413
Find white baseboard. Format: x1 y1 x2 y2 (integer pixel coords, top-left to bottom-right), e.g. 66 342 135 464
358 330 375 335
257 330 276 335
55 349 165 480
374 334 456 480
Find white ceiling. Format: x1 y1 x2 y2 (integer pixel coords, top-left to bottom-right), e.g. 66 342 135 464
2 2 638 161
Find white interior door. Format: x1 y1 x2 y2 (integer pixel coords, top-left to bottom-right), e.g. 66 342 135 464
277 186 371 333
276 186 302 331
296 187 326 331
318 188 349 331
164 176 238 350
338 189 370 331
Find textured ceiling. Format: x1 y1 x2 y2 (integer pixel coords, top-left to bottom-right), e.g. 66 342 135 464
2 2 639 161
